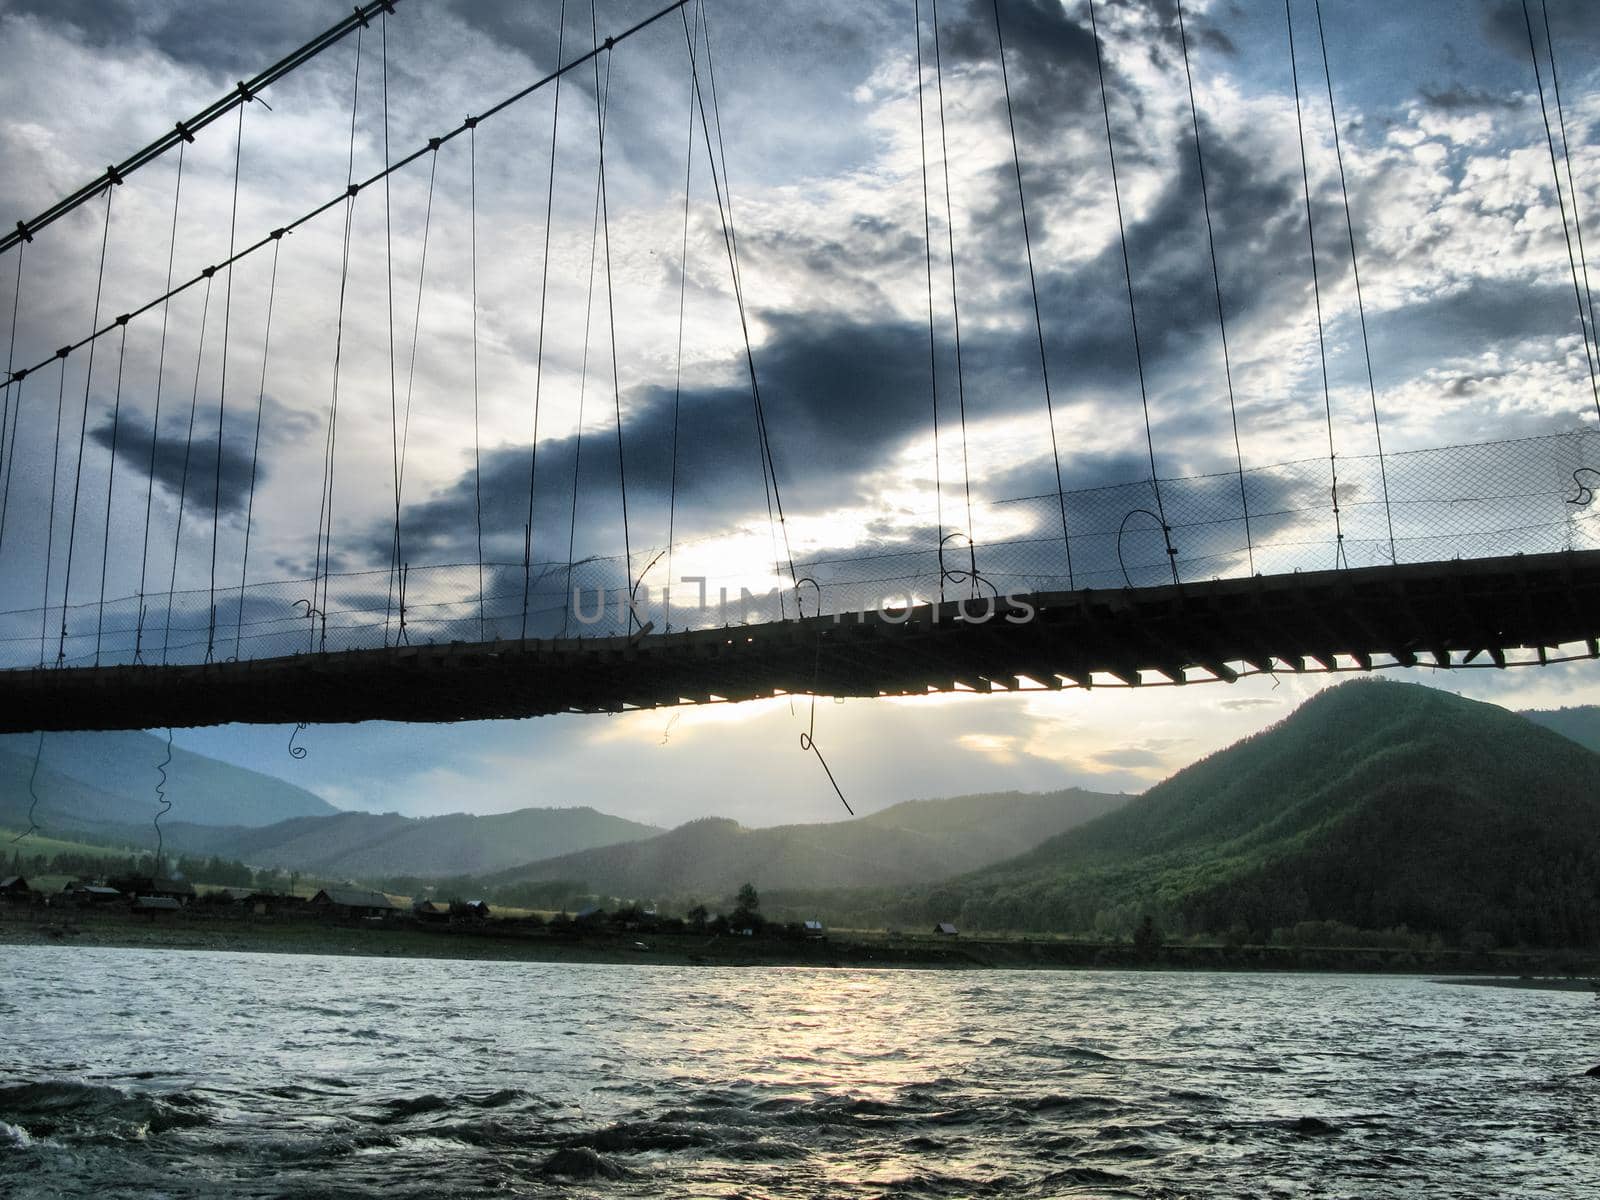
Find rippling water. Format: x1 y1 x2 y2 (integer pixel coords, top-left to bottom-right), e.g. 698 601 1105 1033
2 946 1596 1197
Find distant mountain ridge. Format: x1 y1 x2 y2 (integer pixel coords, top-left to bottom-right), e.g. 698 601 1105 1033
1520 705 1600 754
913 680 1600 946
484 787 1130 899
0 730 337 832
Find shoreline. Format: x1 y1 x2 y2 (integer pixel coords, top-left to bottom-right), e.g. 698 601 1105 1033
5 911 1598 982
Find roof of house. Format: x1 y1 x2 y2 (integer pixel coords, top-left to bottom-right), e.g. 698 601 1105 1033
934 922 959 934
412 898 444 912
803 920 825 930
314 888 395 910
65 884 121 896
133 896 183 911
0 876 28 889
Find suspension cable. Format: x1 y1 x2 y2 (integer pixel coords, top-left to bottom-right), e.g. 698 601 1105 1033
41 360 66 668
207 103 246 662
236 235 281 659
992 0 1072 587
523 0 569 642
912 0 945 601
1175 0 1255 575
162 272 215 665
136 144 186 664
685 0 796 609
563 11 613 640
381 6 402 649
1285 0 1345 567
1522 0 1600 420
1541 0 1597 383
1312 0 1395 564
313 27 365 655
0 240 23 567
930 0 980 593
94 320 129 665
57 183 117 667
665 0 699 628
1087 0 1179 584
468 124 485 642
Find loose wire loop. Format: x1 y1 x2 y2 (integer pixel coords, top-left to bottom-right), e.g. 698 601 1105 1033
1117 509 1181 590
288 722 310 760
794 579 852 815
939 530 998 599
10 731 44 843
1569 467 1599 508
153 728 173 871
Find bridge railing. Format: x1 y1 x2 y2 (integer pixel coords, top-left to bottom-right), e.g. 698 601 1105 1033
0 430 1594 669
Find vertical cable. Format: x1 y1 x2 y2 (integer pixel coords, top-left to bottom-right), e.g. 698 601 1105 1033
1522 0 1600 420
41 359 66 668
58 183 116 666
136 144 185 664
162 273 215 665
236 235 282 660
0 240 24 568
469 122 485 641
930 0 980 591
912 0 945 600
94 320 129 665
1087 0 1179 584
993 0 1073 587
666 0 699 627
522 0 568 642
381 7 401 648
1175 0 1255 574
1285 0 1345 566
1540 0 1597 381
207 103 245 662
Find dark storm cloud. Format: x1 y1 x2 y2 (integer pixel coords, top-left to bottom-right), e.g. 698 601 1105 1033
1365 278 1577 378
940 0 1106 137
1418 84 1527 112
89 410 262 517
1480 0 1600 62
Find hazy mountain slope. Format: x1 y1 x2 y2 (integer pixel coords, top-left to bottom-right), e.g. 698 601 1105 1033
1520 705 1600 754
920 681 1600 945
486 788 1130 898
186 806 665 878
0 731 336 828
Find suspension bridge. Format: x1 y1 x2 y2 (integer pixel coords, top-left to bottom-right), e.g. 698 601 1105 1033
0 0 1596 735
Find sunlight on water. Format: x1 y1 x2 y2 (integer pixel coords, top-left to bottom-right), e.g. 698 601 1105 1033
2 947 1596 1198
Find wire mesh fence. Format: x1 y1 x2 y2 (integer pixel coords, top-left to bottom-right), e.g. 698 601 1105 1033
1 429 1596 670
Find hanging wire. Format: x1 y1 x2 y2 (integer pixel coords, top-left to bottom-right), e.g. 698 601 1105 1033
665 0 699 629
1311 0 1396 564
929 0 980 594
1522 0 1600 421
94 320 130 665
1284 0 1346 567
162 272 216 664
9 731 44 843
800 634 853 816
207 103 246 662
1540 0 1597 383
236 234 282 659
1175 0 1255 575
136 143 186 664
1086 0 1180 584
57 183 117 667
41 359 67 668
563 9 614 639
152 727 173 875
683 0 797 612
0 239 24 569
313 26 365 654
992 0 1073 587
380 6 402 649
912 0 946 602
468 122 486 642
594 26 638 631
522 0 569 643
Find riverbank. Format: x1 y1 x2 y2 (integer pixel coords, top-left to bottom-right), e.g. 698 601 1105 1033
6 908 1598 978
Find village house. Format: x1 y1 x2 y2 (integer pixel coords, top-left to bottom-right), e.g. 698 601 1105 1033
310 888 396 917
933 922 959 936
0 876 34 903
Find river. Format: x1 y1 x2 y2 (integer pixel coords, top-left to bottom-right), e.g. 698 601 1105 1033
1 946 1595 1197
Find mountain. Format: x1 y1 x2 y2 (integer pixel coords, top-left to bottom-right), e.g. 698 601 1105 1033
0 730 337 834
915 680 1600 947
169 806 665 879
1520 705 1600 754
484 788 1129 899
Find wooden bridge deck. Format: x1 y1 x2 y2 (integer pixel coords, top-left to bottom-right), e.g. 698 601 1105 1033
1 550 1597 732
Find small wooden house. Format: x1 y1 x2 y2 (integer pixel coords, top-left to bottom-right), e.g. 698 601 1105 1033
310 888 395 916
0 876 33 902
933 922 959 936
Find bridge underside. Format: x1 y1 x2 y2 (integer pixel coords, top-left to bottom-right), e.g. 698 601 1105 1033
2 550 1598 733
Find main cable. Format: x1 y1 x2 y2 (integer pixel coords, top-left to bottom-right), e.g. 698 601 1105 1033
913 0 945 601
1540 0 1597 382
0 240 23 568
1087 0 1179 584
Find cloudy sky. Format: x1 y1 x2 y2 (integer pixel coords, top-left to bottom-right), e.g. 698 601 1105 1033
0 0 1597 825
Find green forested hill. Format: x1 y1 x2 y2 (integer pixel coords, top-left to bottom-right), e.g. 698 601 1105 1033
914 680 1600 947
485 787 1129 899
1520 705 1600 754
